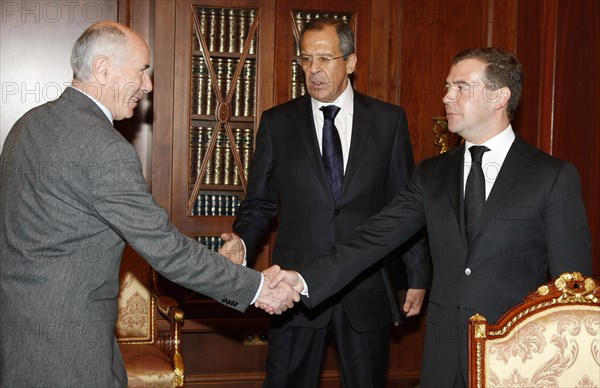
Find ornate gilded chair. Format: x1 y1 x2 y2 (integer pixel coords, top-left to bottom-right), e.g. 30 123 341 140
468 272 600 388
116 245 185 387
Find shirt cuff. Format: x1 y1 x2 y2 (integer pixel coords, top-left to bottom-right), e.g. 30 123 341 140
240 238 248 267
299 274 309 297
250 273 264 305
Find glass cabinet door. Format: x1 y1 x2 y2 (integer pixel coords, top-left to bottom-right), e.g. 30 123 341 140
189 6 258 216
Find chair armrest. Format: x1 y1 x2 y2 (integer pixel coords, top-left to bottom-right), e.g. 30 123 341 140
151 271 185 387
156 296 185 323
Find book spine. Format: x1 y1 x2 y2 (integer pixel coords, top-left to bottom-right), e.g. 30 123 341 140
192 56 208 115
233 128 243 185
228 9 238 53
207 8 218 52
202 128 213 185
242 60 255 117
238 9 248 53
248 10 257 54
190 126 202 186
218 8 228 53
222 132 233 185
241 128 253 181
212 130 225 185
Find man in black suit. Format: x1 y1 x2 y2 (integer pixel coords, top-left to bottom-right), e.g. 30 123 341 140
266 47 593 388
220 19 430 388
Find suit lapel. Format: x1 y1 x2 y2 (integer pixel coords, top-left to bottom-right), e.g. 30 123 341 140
342 93 373 200
291 96 333 199
471 136 538 239
442 144 466 235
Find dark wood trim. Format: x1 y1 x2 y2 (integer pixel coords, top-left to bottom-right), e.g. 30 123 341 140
151 0 176 212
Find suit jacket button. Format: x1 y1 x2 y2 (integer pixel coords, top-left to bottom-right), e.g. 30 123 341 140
465 268 472 276
333 209 340 216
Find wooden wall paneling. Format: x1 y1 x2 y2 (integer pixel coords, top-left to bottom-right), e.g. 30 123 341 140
368 0 401 103
152 0 176 212
171 0 195 232
181 318 269 385
369 1 426 385
512 0 544 147
399 0 487 163
552 0 600 275
488 0 518 52
115 0 155 184
536 0 559 154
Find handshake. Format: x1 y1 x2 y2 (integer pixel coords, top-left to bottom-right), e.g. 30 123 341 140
220 233 304 315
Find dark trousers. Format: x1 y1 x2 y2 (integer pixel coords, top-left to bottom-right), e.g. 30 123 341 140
263 303 390 388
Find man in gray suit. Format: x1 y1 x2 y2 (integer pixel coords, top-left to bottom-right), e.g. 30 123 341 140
265 47 593 388
0 21 297 387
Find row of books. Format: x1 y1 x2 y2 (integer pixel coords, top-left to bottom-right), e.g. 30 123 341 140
195 235 223 252
193 7 257 54
192 193 242 217
190 126 254 186
292 12 352 34
191 56 256 117
290 62 306 100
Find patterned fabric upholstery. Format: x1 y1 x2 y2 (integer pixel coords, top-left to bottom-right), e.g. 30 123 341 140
116 252 153 342
116 246 184 387
119 344 175 387
469 272 600 388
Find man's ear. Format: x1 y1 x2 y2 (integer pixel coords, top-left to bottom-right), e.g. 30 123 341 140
92 55 111 85
346 53 357 75
495 86 511 111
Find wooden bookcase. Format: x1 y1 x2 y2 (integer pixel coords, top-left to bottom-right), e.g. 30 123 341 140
152 0 376 385
138 0 600 385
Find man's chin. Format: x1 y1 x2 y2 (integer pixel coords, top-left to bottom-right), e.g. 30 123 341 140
114 110 135 121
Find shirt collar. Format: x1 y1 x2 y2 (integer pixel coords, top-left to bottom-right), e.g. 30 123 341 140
69 86 113 124
311 80 354 115
464 125 515 158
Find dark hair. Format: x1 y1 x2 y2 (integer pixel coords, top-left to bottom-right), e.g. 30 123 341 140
453 47 523 119
300 18 355 58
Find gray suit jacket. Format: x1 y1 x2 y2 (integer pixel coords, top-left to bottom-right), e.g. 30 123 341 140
299 136 592 387
0 88 261 387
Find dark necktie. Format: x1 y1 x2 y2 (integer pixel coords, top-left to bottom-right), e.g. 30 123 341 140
320 105 343 201
464 145 490 241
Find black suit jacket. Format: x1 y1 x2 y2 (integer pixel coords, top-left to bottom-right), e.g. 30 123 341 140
299 136 592 386
234 91 430 331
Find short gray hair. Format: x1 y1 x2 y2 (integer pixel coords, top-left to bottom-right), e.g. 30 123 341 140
70 24 129 81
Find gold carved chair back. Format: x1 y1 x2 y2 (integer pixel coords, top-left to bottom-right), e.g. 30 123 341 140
468 272 600 388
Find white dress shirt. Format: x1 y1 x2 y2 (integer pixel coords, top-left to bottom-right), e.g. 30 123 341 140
463 125 516 199
311 81 354 172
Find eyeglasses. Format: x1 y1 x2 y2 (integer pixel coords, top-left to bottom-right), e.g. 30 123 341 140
294 54 348 67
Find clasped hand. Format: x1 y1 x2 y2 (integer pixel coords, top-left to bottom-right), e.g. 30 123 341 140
256 265 304 315
219 233 304 315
